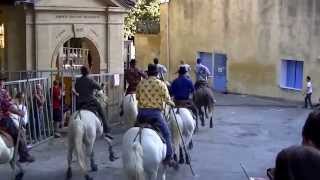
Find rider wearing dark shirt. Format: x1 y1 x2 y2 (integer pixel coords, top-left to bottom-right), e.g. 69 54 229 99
74 66 111 135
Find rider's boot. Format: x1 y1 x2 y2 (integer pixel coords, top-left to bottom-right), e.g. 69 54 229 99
18 138 35 163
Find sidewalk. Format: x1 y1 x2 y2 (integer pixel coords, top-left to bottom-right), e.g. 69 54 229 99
214 92 303 108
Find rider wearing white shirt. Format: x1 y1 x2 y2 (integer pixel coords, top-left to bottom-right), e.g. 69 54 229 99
153 58 167 81
195 58 210 81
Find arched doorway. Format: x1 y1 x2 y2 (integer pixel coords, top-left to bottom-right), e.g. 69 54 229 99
54 37 101 74
52 37 101 111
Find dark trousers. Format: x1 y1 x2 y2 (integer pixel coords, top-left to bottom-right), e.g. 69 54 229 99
0 117 29 158
137 108 173 159
305 93 313 108
76 99 110 133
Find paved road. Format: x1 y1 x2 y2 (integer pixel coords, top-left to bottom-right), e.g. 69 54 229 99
0 95 311 180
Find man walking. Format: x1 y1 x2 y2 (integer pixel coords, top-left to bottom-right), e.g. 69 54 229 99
136 64 177 167
304 76 313 109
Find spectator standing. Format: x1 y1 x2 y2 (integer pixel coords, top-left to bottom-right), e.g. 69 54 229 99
304 76 313 109
52 80 62 138
33 83 45 139
153 58 167 81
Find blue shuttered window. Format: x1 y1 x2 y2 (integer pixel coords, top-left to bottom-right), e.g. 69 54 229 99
281 60 304 89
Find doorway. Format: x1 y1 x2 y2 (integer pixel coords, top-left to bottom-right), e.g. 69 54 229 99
198 52 228 92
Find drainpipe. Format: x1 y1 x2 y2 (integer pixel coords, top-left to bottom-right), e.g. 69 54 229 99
166 1 170 80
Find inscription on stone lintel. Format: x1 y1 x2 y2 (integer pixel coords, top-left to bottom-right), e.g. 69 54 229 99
56 15 101 19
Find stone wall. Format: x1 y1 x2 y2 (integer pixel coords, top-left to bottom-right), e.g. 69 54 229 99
0 5 26 72
135 33 161 70
161 0 320 101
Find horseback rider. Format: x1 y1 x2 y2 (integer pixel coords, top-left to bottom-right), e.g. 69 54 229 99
0 73 35 163
194 58 211 90
73 66 112 139
153 58 167 81
136 64 177 167
124 59 147 95
170 66 196 112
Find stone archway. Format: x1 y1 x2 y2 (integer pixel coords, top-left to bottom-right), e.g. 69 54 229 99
51 37 101 74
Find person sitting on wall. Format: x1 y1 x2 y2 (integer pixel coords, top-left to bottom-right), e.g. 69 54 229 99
267 110 320 180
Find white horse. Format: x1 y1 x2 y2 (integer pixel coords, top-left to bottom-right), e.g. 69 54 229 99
122 106 196 180
0 130 25 180
66 90 112 180
121 94 138 127
167 107 196 164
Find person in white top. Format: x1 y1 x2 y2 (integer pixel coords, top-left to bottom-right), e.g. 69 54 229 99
195 58 211 82
153 58 167 81
179 60 191 78
10 92 28 128
179 60 191 72
304 76 313 109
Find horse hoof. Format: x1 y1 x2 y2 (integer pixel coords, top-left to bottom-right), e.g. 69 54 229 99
109 152 119 162
186 155 191 165
91 164 98 172
173 154 178 162
179 159 185 164
188 142 194 150
66 168 72 179
15 172 24 180
85 175 93 180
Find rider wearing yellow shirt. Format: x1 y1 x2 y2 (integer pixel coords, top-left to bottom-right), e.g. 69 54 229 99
136 64 177 167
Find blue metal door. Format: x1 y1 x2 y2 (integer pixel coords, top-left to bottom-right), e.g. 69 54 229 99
199 52 213 87
214 53 227 92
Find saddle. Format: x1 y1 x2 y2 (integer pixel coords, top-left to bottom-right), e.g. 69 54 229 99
0 129 14 148
174 100 197 116
174 100 193 108
134 121 166 143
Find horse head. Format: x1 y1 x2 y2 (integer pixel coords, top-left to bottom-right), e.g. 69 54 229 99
95 90 109 106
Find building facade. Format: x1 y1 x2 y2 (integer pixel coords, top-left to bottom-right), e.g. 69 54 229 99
0 0 132 74
160 0 320 101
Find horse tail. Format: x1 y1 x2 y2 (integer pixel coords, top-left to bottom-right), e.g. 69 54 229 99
124 141 145 180
70 112 88 174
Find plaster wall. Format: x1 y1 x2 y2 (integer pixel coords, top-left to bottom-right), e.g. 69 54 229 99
135 33 161 70
162 0 320 101
0 6 26 71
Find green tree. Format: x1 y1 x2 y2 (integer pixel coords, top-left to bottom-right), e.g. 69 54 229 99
125 0 160 38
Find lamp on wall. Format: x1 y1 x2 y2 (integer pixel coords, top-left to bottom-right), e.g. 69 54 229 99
0 24 4 48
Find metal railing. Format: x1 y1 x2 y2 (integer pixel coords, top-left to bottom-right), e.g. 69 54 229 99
4 77 54 147
3 70 124 147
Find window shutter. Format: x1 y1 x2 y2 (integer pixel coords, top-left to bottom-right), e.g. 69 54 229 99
294 61 303 89
286 61 295 88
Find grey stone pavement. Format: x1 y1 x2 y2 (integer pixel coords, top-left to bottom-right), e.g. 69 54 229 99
0 93 312 180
